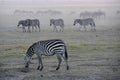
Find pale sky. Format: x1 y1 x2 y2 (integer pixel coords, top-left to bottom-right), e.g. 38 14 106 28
0 0 119 6
0 0 119 15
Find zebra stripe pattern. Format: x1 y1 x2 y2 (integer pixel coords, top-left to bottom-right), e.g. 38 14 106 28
17 20 28 32
24 39 69 71
17 19 40 32
50 19 64 32
73 18 96 31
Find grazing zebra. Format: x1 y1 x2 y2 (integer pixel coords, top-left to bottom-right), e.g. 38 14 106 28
17 20 28 32
50 19 64 32
17 19 40 32
24 39 69 71
25 19 32 32
30 19 40 32
73 18 96 31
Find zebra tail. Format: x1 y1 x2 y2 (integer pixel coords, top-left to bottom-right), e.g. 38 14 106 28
38 21 40 31
64 45 68 60
38 21 40 28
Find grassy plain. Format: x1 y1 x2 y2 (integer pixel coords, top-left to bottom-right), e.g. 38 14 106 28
0 22 120 80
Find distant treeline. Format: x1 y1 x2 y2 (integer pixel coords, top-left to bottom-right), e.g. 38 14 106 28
14 10 62 15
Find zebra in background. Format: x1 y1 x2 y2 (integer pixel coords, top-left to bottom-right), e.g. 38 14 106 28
73 18 96 31
50 19 64 32
80 11 92 18
92 10 106 19
17 19 29 32
25 19 32 32
30 19 40 32
17 19 40 32
116 10 120 15
80 10 106 19
24 39 69 71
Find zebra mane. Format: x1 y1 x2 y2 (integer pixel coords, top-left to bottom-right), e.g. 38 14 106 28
26 42 37 58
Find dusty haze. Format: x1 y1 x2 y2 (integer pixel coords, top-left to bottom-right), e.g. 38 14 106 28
0 0 120 30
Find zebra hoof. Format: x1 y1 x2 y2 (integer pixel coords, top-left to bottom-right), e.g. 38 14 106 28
40 69 43 71
67 66 69 70
40 66 43 71
37 66 40 70
56 67 60 70
25 65 29 68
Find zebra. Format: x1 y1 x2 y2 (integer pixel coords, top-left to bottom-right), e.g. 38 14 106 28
73 18 96 31
25 19 32 32
80 11 92 18
17 19 40 32
50 19 64 32
24 39 69 71
30 19 40 32
80 10 106 19
92 10 106 19
17 20 28 32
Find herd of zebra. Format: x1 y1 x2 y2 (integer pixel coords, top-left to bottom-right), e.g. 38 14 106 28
23 18 96 70
18 18 96 32
80 10 105 18
16 10 119 71
17 19 40 32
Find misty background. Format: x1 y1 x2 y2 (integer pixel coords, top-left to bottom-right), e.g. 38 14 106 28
0 0 120 31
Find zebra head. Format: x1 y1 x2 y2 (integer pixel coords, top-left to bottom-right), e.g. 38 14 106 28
17 21 22 27
17 20 25 27
24 54 31 68
73 19 82 26
73 19 79 26
50 19 54 26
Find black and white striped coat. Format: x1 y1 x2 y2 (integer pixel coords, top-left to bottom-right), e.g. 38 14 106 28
24 39 69 71
50 19 64 32
73 18 96 31
17 19 40 32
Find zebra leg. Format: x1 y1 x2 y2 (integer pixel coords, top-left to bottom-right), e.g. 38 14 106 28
61 26 64 32
37 55 43 71
24 27 26 32
65 60 69 70
59 28 61 32
94 26 96 31
62 27 64 32
32 26 34 32
90 23 96 31
91 25 96 31
27 26 29 32
79 26 81 31
61 28 64 32
22 26 25 32
35 26 37 32
53 26 55 32
56 54 62 70
38 26 40 32
55 26 58 32
94 27 96 31
61 54 69 70
37 24 40 32
28 26 31 32
91 26 93 31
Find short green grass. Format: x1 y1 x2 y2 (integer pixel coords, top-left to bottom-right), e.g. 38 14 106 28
0 28 120 80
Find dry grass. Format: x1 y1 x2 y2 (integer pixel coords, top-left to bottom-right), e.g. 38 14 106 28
0 24 120 80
